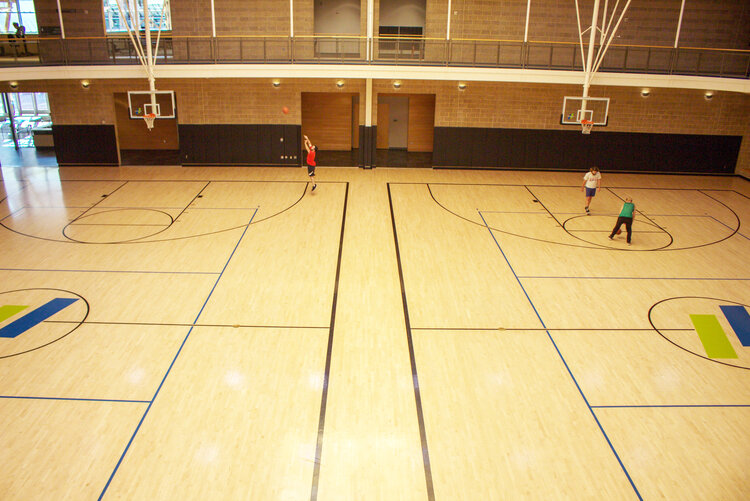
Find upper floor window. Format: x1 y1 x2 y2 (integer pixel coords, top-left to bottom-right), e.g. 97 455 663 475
1 0 38 34
104 0 171 33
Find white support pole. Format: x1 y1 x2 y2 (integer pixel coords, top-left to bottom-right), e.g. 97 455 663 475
600 0 609 45
446 0 452 40
56 0 65 38
674 0 686 48
574 0 586 71
523 0 531 42
289 0 293 38
211 0 216 38
114 0 147 66
366 0 373 60
592 0 632 75
582 0 601 102
143 0 157 110
365 78 372 127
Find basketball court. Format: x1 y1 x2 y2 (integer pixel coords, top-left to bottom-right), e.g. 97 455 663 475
0 164 748 500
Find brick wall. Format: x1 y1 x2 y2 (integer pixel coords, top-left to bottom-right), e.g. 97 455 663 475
170 0 213 37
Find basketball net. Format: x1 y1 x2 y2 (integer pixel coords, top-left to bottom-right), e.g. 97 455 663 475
143 113 156 130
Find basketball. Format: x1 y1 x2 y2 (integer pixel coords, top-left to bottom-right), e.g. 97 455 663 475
282 106 289 114
616 229 622 235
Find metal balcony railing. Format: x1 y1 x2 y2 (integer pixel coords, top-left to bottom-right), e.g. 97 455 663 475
1 35 748 79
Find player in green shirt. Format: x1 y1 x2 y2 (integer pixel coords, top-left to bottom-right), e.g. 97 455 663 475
608 197 635 244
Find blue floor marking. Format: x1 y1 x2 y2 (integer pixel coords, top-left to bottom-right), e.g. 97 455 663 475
0 298 78 339
97 208 258 500
0 395 150 404
478 210 643 500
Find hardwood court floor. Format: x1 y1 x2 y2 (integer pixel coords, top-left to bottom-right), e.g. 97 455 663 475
1 164 749 500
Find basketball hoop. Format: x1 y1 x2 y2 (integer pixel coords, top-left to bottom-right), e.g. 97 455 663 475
581 119 594 135
143 113 156 130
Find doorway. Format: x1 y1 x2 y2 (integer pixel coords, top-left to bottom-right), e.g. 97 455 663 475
376 93 435 167
301 92 359 166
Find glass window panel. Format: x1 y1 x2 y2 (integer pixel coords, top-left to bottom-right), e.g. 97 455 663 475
104 0 171 33
35 93 50 112
1 0 38 34
19 93 36 115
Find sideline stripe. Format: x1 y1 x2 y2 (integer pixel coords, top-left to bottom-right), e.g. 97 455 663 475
719 305 750 346
0 298 78 339
689 315 738 359
478 210 643 500
387 183 436 501
310 183 349 501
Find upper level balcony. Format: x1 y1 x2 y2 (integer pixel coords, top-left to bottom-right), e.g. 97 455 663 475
2 35 749 80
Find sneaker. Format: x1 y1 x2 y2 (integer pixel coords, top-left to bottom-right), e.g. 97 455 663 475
585 207 590 214
608 235 613 240
311 184 317 192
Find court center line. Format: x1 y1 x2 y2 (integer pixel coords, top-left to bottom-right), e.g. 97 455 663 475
97 207 258 500
478 210 644 500
0 395 150 404
310 183 349 501
387 183 436 501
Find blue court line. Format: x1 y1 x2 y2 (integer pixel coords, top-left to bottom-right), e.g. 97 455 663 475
0 267 220 275
0 395 150 404
478 210 643 500
98 208 258 500
592 404 750 409
517 276 750 280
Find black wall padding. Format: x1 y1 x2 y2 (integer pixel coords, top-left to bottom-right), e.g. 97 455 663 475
179 124 301 166
358 125 377 168
433 127 742 173
53 125 119 165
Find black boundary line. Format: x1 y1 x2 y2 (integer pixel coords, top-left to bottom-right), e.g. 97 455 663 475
0 181 313 244
44 319 328 329
63 208 175 244
310 182 349 501
524 186 563 227
387 183 436 501
67 181 129 227
68 223 170 227
63 180 210 244
171 180 211 223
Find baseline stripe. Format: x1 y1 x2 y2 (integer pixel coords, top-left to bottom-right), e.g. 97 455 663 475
0 298 78 339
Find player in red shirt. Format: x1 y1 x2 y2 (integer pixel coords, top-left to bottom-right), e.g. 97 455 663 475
303 135 318 192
